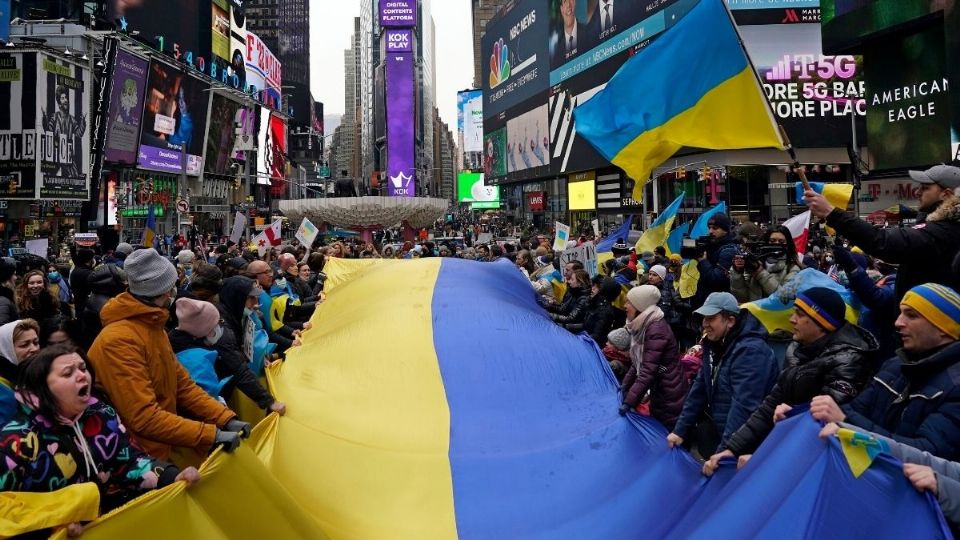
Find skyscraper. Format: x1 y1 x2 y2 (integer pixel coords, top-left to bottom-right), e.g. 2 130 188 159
246 0 312 107
471 0 509 89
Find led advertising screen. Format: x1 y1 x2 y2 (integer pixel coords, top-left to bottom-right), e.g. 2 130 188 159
481 0 550 120
256 107 271 184
211 0 231 65
506 102 550 179
137 60 210 175
268 114 287 196
228 0 247 90
204 93 241 175
379 0 417 28
386 50 416 197
0 52 41 199
104 0 211 66
104 50 148 164
820 0 944 53
458 90 483 154
457 172 500 203
232 105 256 161
245 32 282 110
38 55 90 199
568 179 596 211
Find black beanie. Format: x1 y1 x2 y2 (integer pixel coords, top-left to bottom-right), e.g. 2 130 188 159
795 287 846 332
708 213 731 232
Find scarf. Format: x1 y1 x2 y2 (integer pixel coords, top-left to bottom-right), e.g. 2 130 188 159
626 305 665 371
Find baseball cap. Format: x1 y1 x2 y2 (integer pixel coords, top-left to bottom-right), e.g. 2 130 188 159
694 292 740 317
909 164 960 189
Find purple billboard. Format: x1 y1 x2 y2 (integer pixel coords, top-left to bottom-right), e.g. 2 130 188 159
386 52 415 197
379 0 417 28
385 29 413 54
104 50 148 164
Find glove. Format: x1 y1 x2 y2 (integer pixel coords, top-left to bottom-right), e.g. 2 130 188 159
618 403 630 416
225 418 252 439
214 429 241 453
832 245 858 273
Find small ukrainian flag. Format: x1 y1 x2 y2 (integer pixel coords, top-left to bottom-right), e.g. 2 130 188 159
574 0 784 202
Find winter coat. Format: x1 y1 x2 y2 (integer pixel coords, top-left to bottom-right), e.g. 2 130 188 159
673 311 779 451
567 279 622 345
0 287 18 327
842 341 960 461
826 195 960 300
80 264 127 348
0 397 179 512
724 323 878 455
69 265 94 317
0 356 16 426
730 262 800 303
19 292 63 336
656 280 688 327
621 318 685 430
847 270 899 361
87 292 235 461
550 286 590 326
694 233 738 308
168 325 274 411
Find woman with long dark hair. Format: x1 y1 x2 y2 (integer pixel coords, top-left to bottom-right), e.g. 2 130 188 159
16 270 64 336
731 225 802 302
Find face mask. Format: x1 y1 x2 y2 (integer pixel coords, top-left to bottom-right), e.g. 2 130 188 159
48 272 60 282
243 307 255 318
205 325 224 346
825 257 834 265
275 278 288 290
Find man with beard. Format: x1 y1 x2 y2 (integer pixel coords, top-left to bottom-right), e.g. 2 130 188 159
805 164 960 300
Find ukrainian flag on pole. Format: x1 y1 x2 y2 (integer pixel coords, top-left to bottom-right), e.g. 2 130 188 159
574 0 784 202
142 205 157 248
635 192 684 254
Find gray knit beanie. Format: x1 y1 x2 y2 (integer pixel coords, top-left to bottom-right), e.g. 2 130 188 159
607 328 631 351
125 248 178 297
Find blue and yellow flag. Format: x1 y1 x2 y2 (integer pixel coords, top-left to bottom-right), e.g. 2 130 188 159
574 0 784 202
796 182 854 211
636 193 684 254
837 428 891 478
596 215 634 275
666 222 690 257
141 204 157 248
743 268 861 335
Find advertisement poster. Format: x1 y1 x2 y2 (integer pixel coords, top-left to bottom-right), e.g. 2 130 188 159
205 93 241 175
457 172 499 203
38 55 90 199
506 102 550 175
268 114 286 196
245 31 282 109
256 107 271 184
104 0 208 66
386 52 415 197
548 0 648 70
229 0 247 90
232 105 256 160
483 128 508 179
482 0 549 120
211 0 231 64
104 50 148 164
0 52 40 199
740 23 865 149
458 90 483 153
379 0 417 28
137 60 210 174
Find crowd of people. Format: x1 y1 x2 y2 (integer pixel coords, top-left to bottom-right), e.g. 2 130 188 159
1 163 959 536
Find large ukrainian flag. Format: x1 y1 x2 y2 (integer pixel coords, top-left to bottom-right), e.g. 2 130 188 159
574 0 784 202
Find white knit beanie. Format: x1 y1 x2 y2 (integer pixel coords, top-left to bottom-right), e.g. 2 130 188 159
626 284 660 312
649 265 667 280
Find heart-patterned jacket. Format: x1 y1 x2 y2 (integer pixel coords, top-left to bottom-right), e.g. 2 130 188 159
0 396 179 511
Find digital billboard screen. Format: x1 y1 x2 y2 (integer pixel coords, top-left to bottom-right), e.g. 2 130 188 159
458 90 483 154
137 60 210 175
105 0 211 66
457 172 500 203
204 93 241 175
104 50 149 165
481 0 550 120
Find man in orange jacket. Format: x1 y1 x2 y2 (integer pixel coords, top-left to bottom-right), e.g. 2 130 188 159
88 248 249 462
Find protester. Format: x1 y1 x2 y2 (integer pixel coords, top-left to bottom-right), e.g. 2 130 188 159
804 164 960 299
693 214 738 308
245 260 298 351
549 269 591 328
69 247 96 316
0 319 41 424
0 259 19 326
668 292 778 458
17 270 65 335
603 327 631 382
703 287 877 473
730 226 801 302
618 285 685 430
79 264 126 348
567 276 622 346
807 283 960 460
88 248 249 462
647 264 690 346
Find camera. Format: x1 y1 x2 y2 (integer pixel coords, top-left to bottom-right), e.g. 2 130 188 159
738 243 786 273
680 235 711 260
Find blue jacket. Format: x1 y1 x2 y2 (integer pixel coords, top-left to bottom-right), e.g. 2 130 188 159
847 270 898 360
842 341 960 461
673 311 779 451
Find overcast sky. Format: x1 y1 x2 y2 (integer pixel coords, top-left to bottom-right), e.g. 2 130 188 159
310 1 474 132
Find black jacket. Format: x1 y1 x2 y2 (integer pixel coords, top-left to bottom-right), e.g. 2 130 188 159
80 264 127 348
567 279 622 345
724 324 878 455
826 196 960 300
694 233 738 308
167 327 274 410
0 287 18 327
550 286 590 326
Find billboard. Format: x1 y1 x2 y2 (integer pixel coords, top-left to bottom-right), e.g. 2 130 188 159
484 128 508 178
0 52 40 200
105 0 210 67
245 31 282 109
0 0 9 43
229 0 247 90
38 55 90 199
232 105 256 160
137 60 210 175
256 107 271 184
458 90 483 154
104 50 149 164
205 93 242 175
482 0 550 120
379 0 417 28
211 0 231 66
740 23 865 148
506 102 550 176
568 179 596 211
457 172 500 203
269 114 287 196
386 51 416 197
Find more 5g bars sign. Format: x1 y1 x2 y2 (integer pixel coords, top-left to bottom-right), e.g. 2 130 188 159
386 30 413 53
379 0 417 28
